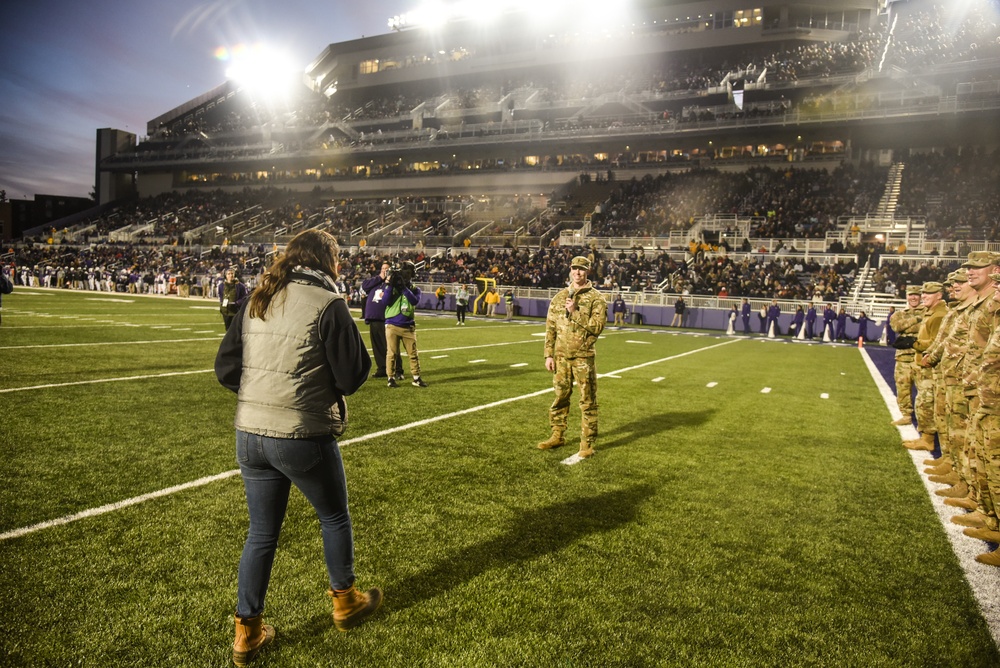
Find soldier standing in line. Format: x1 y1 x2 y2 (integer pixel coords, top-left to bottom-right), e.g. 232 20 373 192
963 270 1000 565
948 252 1000 532
537 256 607 461
902 282 948 452
889 286 925 426
920 271 974 495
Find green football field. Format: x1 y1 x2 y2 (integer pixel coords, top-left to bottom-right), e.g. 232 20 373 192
2 288 998 667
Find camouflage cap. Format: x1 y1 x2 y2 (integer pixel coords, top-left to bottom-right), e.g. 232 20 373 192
990 272 1000 283
961 251 1000 268
570 256 591 271
951 268 969 283
921 281 944 294
905 285 922 295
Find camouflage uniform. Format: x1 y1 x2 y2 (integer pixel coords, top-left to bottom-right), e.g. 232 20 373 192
911 299 947 437
923 298 969 467
889 298 924 417
925 295 975 477
543 273 607 453
974 314 1000 532
962 292 1000 522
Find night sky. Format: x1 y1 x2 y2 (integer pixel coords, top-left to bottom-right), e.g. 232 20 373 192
0 0 408 201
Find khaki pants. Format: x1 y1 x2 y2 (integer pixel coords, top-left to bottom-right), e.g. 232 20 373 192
386 323 420 379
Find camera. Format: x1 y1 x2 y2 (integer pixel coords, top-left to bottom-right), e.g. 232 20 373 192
387 261 415 291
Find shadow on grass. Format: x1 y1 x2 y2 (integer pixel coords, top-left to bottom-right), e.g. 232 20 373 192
385 484 656 612
598 409 716 451
284 484 655 643
425 363 539 385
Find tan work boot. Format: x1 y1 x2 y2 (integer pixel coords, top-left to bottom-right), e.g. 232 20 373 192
923 456 946 466
577 444 595 459
963 527 1000 542
951 510 988 528
924 462 952 475
936 481 969 498
891 416 912 426
903 433 935 451
233 614 275 667
328 586 383 631
945 496 979 510
537 430 565 450
975 548 1000 567
929 472 960 486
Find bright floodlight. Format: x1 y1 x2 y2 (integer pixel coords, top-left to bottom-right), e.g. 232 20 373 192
223 44 299 98
395 0 634 30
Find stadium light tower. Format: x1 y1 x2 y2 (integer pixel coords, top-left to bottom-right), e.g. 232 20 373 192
222 44 299 99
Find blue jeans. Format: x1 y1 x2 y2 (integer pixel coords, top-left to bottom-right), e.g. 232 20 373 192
236 430 355 617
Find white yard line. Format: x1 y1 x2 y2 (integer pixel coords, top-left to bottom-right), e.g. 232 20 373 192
0 370 215 394
1 338 739 538
0 337 221 351
859 347 1000 647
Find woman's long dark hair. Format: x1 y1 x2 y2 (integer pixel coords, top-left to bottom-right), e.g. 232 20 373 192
248 229 339 320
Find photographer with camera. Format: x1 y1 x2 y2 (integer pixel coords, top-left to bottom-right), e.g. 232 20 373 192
384 261 428 388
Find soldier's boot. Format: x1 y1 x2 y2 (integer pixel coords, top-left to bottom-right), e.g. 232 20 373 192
974 548 1000 567
929 471 961 486
963 527 1000 542
577 442 595 459
903 433 935 451
924 462 953 476
537 429 566 450
945 496 979 510
951 510 988 528
936 481 969 498
891 416 913 426
923 455 946 466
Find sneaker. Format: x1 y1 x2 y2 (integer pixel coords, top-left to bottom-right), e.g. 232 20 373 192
387 378 398 388
412 377 428 388
394 372 404 381
456 321 461 325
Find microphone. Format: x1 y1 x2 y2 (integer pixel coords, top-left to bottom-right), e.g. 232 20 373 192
565 284 576 318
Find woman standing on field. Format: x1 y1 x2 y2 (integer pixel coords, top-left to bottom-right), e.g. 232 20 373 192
215 229 380 666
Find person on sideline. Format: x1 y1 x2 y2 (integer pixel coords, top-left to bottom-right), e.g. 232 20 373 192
214 229 380 666
455 284 469 325
612 294 627 327
485 287 500 317
0 266 12 326
504 288 515 320
537 256 607 460
362 262 394 378
218 268 249 331
384 261 428 388
741 298 751 334
670 295 686 327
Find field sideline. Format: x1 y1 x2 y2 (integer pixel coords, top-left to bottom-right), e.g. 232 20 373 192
2 287 1000 666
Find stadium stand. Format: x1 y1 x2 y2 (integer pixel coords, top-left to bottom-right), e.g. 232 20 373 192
6 0 999 327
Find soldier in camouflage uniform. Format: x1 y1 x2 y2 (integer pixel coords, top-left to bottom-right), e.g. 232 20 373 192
920 270 974 495
902 282 948 452
948 252 1000 533
538 255 608 459
963 270 1000 564
889 286 925 426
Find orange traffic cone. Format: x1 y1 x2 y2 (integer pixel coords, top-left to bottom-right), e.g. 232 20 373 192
857 336 864 348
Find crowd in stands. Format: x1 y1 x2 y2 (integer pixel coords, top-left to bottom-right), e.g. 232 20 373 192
128 0 998 160
589 163 887 240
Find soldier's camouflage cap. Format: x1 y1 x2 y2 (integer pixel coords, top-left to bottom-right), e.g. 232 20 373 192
570 256 591 270
961 251 1000 268
949 268 969 284
921 281 944 294
905 285 922 295
990 272 1000 283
